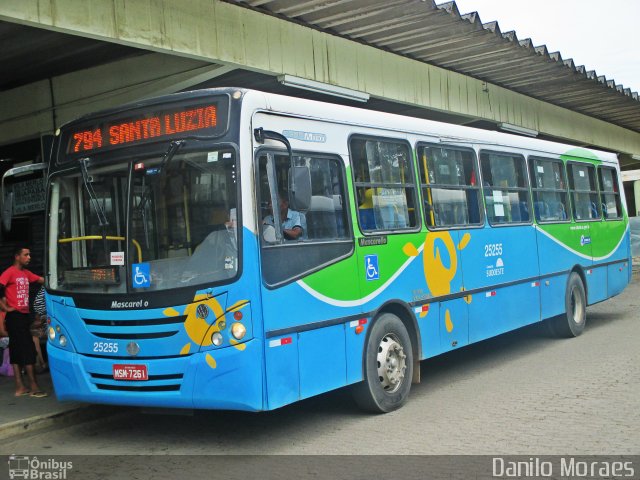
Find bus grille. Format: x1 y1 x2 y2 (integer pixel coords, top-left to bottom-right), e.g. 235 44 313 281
95 384 181 392
81 315 187 341
89 372 184 392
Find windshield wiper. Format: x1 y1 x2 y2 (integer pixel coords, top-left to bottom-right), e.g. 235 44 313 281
79 157 109 227
137 140 184 214
137 140 185 249
159 140 185 174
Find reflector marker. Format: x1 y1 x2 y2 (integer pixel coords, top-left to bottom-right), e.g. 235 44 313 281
269 337 292 348
485 291 497 297
531 281 540 287
414 305 430 314
349 318 368 328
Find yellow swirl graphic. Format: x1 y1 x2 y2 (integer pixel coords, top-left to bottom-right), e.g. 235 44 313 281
423 231 458 296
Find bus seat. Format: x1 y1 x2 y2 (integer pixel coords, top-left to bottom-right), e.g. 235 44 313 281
534 201 549 221
511 201 529 222
467 191 480 224
359 208 376 230
522 201 530 221
307 195 337 239
547 200 567 220
590 202 599 219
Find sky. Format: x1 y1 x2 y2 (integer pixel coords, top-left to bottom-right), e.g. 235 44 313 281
443 0 640 93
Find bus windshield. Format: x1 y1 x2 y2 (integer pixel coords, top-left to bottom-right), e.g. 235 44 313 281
48 145 238 294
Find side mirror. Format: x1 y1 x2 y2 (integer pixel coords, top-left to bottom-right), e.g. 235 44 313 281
289 166 311 212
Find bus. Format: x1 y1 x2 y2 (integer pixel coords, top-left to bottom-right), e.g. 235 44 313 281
34 88 630 413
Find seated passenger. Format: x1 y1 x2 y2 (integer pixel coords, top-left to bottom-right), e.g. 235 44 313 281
263 191 304 240
358 188 376 230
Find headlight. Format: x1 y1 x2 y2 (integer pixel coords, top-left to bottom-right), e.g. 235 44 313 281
48 327 56 341
59 335 67 347
211 332 223 346
231 323 246 340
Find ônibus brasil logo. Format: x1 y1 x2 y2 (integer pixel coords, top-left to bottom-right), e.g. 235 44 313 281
8 455 73 479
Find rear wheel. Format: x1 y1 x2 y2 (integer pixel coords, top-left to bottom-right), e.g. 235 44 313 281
352 313 413 413
547 272 586 338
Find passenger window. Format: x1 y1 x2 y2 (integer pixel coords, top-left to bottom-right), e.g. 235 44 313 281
480 152 530 225
568 162 600 221
529 157 570 223
417 144 482 228
599 166 622 220
350 137 418 232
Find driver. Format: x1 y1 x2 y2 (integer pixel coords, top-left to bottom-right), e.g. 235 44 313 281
263 191 304 240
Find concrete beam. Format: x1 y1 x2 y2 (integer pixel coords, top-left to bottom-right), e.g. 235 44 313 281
1 0 639 155
0 53 233 145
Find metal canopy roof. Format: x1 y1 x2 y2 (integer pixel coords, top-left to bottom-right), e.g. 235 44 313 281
232 0 640 133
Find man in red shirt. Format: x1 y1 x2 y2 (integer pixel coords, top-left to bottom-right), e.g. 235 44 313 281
0 247 46 397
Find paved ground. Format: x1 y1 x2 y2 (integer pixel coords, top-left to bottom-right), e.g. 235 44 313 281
1 274 638 457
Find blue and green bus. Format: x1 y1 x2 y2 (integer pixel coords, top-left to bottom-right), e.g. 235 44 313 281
39 88 630 412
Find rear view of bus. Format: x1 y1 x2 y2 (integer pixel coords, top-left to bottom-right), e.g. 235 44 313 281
46 90 263 410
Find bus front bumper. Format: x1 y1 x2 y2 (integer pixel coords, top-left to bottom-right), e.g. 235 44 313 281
48 339 264 411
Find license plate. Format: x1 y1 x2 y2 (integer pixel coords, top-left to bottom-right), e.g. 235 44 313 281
113 364 148 381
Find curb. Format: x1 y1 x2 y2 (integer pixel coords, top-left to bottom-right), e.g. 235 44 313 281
0 405 120 442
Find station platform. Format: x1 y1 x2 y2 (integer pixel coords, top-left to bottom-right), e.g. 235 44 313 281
0 370 111 442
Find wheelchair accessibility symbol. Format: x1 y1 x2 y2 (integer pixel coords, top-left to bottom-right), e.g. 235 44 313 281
132 263 151 288
364 254 379 281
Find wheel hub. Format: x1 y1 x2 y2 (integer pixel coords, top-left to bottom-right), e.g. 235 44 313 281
571 286 585 325
376 334 407 393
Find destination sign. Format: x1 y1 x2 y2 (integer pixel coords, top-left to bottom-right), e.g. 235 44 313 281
63 98 229 158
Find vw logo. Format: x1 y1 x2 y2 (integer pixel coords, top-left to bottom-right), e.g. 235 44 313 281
126 341 141 356
196 304 210 319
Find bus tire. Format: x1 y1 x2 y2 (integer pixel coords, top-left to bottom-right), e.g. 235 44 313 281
351 313 413 413
548 272 586 338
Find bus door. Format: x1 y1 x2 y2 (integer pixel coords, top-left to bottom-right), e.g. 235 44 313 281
255 145 356 409
462 151 540 342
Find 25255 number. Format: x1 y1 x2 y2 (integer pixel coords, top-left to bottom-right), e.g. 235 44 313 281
484 243 503 257
93 342 118 353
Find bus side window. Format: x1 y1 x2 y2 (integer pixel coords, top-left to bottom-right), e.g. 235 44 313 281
529 156 570 223
568 162 600 221
598 166 622 220
480 151 530 226
350 136 418 233
417 144 482 228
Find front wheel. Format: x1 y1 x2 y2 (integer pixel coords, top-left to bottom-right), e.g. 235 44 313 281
351 313 413 413
547 272 586 338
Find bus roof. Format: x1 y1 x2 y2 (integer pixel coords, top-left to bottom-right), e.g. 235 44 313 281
59 87 620 164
